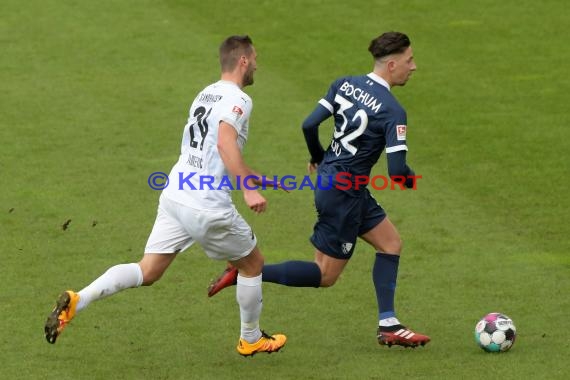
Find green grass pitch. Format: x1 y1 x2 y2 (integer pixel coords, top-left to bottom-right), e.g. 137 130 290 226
1 0 568 379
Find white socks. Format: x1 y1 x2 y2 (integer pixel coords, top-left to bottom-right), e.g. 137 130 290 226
236 274 263 343
76 263 143 312
74 264 264 345
379 317 401 327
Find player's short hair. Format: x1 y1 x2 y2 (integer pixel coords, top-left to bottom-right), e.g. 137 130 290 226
368 32 411 60
219 35 254 72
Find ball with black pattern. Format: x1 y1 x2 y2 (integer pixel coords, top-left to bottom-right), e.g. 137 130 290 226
474 312 516 352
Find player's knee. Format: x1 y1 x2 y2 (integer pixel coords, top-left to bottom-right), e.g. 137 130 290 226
383 236 403 254
394 238 403 254
233 248 264 277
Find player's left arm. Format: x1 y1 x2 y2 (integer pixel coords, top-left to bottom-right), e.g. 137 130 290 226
387 150 416 188
385 107 416 188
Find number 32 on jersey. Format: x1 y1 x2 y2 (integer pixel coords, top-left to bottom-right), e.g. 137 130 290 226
331 94 368 156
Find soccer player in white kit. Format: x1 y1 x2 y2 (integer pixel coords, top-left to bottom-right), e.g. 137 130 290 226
44 35 287 356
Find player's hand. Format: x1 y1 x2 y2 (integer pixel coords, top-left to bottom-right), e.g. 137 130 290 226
244 190 267 214
307 162 318 174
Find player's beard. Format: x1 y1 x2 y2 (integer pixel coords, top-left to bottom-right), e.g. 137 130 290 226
243 63 255 86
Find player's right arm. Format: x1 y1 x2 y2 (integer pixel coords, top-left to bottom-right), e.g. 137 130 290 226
302 79 344 172
217 121 266 213
302 105 331 173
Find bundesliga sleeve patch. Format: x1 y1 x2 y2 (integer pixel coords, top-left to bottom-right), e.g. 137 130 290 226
232 105 243 116
397 125 407 141
229 105 245 123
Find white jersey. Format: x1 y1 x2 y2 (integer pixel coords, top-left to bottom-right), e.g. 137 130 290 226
162 80 252 209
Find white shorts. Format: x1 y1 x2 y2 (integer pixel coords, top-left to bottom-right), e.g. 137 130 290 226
144 195 257 261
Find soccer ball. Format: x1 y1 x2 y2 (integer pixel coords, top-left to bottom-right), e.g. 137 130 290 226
474 312 516 352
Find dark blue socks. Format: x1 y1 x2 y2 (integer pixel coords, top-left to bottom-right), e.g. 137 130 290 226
373 252 400 320
263 261 321 287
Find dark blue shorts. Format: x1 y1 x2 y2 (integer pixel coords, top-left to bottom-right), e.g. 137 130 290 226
310 169 386 259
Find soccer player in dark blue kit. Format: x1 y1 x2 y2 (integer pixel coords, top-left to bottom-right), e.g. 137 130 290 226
208 31 430 348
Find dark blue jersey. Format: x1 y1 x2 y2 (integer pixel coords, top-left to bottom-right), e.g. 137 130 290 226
314 73 409 177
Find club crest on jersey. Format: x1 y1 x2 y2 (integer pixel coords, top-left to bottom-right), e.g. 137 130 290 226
341 242 353 255
397 125 407 141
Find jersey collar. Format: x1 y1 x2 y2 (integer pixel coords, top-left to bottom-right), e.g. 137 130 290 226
217 79 240 88
367 73 391 91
